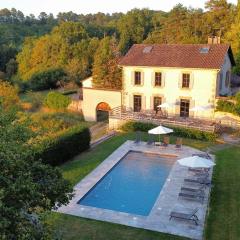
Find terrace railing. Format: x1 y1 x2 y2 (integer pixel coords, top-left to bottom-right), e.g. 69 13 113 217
110 106 220 133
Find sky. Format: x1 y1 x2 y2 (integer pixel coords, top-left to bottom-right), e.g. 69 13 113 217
0 0 238 16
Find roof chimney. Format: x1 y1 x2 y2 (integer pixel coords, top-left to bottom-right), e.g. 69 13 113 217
208 36 221 44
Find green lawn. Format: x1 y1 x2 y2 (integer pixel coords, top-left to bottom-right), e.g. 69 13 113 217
204 146 240 240
47 133 240 240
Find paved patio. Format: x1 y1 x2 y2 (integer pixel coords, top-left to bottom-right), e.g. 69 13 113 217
57 141 214 240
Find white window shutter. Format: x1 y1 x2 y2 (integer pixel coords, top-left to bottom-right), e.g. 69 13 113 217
190 72 194 89
162 72 165 87
175 99 180 116
141 72 144 86
129 94 133 109
131 71 134 85
150 96 153 109
178 73 182 88
142 96 146 110
190 99 195 117
151 72 155 87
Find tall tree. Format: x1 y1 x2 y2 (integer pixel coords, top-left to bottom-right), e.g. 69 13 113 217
204 0 236 38
92 37 122 89
117 9 154 54
145 5 204 44
225 1 240 54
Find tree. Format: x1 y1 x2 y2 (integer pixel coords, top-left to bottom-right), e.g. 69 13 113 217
6 58 18 78
117 9 154 54
0 107 73 239
0 80 19 109
16 22 97 84
0 45 17 73
204 0 236 38
92 37 122 89
225 1 240 55
233 52 240 75
145 5 204 44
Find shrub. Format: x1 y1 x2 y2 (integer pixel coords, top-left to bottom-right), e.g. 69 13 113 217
25 91 44 111
121 121 217 142
0 80 20 109
28 68 67 91
62 89 78 95
44 92 71 110
33 125 90 166
216 99 236 114
121 121 157 132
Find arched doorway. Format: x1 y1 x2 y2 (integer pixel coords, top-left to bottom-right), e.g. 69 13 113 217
96 102 111 122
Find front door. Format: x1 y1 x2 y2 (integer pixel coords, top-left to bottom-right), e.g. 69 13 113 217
153 97 162 111
180 99 190 117
133 95 142 112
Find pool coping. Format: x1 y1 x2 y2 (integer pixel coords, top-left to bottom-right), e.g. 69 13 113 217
57 141 214 240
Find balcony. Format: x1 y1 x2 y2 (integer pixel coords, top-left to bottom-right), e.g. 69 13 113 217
109 106 220 133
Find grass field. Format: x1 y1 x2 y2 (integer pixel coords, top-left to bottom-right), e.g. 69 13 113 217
204 146 240 240
45 132 240 240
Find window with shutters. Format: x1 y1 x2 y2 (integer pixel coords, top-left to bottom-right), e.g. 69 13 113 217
133 95 142 112
153 97 162 110
154 72 162 86
180 99 190 117
182 73 190 88
134 71 141 85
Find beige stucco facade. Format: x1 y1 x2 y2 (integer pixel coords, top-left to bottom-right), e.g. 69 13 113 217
81 52 232 121
82 88 122 121
121 53 232 119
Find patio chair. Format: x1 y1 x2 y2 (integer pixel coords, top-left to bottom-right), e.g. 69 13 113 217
169 207 199 225
147 134 154 145
134 131 141 144
162 136 169 147
178 192 204 203
184 177 211 186
175 137 182 149
188 167 210 173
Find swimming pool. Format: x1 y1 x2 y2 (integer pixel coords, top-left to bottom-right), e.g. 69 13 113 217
78 151 175 216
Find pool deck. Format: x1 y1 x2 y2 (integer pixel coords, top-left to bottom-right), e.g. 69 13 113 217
57 141 214 240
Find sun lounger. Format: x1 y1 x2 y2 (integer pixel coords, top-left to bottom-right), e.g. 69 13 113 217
188 167 210 173
188 168 210 178
169 207 199 225
179 192 204 203
184 177 211 186
181 185 205 193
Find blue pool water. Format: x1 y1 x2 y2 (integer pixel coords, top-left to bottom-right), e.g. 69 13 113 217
78 151 175 216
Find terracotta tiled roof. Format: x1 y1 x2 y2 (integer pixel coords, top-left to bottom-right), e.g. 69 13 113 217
119 44 234 69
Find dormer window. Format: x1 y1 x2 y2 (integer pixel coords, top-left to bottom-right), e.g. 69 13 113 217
155 72 162 86
134 71 141 85
182 73 190 88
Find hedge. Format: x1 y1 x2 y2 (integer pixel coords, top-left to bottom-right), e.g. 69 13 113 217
33 125 90 166
62 89 78 95
44 92 71 110
121 121 217 142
